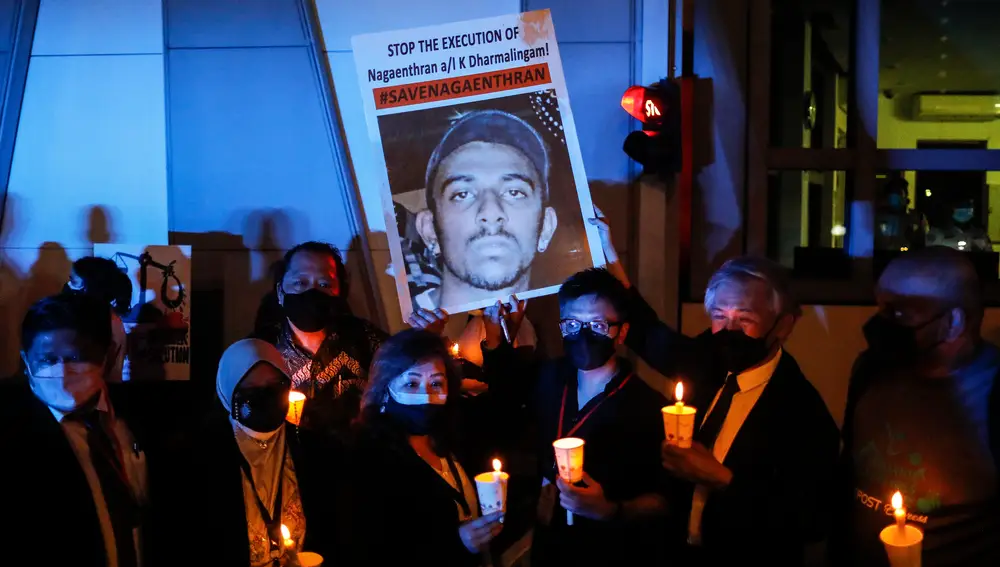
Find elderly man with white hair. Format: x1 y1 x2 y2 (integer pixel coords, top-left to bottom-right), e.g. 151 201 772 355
589 216 838 567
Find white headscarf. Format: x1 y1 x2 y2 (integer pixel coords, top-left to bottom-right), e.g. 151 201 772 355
216 339 293 517
216 338 291 414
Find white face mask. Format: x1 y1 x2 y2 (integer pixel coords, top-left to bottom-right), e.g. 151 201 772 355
24 356 104 413
388 387 447 406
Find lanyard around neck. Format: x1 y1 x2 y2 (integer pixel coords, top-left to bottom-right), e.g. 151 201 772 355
557 373 632 439
236 441 287 545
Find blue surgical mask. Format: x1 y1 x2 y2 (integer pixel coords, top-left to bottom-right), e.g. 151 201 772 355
953 208 974 223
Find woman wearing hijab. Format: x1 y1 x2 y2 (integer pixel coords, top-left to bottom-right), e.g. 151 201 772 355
340 329 503 566
158 339 336 566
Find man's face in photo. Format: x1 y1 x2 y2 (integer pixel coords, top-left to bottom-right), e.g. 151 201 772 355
418 141 557 292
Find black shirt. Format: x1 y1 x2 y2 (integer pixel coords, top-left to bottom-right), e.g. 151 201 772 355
838 345 1000 567
483 344 669 566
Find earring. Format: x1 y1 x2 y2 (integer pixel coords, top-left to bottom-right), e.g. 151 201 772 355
430 241 440 255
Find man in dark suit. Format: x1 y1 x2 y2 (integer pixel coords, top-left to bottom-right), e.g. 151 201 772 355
590 216 839 566
0 294 149 567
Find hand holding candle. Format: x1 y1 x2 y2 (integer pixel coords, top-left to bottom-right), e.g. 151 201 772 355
880 491 923 567
475 458 510 519
662 381 697 448
286 391 306 426
552 437 585 526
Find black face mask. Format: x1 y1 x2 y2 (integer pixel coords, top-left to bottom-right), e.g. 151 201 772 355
563 328 618 371
231 384 290 433
862 312 944 358
384 397 445 436
710 327 774 375
282 289 348 333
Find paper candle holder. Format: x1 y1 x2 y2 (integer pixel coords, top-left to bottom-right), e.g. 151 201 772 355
474 471 510 515
662 404 696 448
287 391 306 426
879 524 923 567
552 437 585 483
298 552 324 567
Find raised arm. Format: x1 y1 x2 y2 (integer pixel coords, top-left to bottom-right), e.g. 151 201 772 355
588 213 700 379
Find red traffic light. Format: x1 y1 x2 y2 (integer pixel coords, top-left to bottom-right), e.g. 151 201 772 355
621 85 664 124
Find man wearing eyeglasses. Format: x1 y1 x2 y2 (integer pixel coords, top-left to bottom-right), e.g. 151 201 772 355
477 268 671 566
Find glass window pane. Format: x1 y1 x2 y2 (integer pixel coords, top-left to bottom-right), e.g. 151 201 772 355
770 0 853 149
768 169 849 276
874 169 1000 280
878 0 1000 148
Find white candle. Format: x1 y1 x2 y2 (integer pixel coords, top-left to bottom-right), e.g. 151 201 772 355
492 458 502 483
892 491 906 533
880 491 923 566
662 381 697 448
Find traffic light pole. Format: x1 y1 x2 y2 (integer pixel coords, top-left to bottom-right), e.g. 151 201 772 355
674 0 695 331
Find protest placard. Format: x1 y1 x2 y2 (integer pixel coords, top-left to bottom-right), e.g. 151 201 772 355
94 244 191 381
353 10 603 317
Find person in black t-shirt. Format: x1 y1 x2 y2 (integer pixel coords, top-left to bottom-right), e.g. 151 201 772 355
833 247 1000 567
409 269 670 566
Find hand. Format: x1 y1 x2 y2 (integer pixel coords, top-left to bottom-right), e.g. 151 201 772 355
588 207 618 264
406 308 450 335
588 208 629 288
661 441 733 489
482 296 526 350
556 471 617 521
458 512 504 553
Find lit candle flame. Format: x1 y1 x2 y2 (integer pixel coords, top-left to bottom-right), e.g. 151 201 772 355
891 491 903 511
674 381 684 403
493 458 502 473
450 343 460 357
281 523 295 550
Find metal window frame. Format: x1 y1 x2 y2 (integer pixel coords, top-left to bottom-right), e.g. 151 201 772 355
746 0 1000 305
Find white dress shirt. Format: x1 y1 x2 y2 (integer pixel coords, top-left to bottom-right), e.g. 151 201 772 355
687 349 782 544
50 392 148 567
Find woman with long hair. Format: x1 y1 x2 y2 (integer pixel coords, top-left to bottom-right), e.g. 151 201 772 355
342 329 503 566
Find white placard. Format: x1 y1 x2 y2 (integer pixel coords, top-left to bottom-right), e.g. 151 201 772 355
352 10 604 318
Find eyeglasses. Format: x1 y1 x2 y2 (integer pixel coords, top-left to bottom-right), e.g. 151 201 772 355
559 319 621 337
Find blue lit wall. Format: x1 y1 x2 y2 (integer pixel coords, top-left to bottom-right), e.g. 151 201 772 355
0 0 649 373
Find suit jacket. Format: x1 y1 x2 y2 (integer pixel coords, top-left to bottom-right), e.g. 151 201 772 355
0 377 161 567
625 288 840 566
155 410 341 567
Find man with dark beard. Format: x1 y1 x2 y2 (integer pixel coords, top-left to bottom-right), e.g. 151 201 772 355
414 110 558 311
